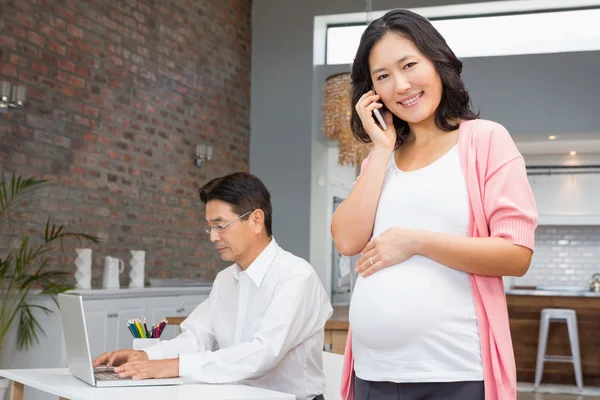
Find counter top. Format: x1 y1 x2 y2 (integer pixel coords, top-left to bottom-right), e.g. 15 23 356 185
326 305 349 330
67 286 212 299
506 289 600 297
5 285 213 300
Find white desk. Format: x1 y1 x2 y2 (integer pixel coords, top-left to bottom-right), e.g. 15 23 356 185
0 369 295 400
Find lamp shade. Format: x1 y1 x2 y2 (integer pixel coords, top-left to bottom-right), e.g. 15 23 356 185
321 73 371 167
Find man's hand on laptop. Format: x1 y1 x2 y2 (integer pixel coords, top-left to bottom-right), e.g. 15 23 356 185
92 349 148 368
113 358 179 380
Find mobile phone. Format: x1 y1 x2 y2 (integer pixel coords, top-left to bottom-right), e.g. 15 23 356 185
371 88 388 131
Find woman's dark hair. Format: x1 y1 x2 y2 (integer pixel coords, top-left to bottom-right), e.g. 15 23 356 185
350 8 479 147
199 172 273 236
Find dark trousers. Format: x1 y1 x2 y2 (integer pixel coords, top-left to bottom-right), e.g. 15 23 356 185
355 376 484 400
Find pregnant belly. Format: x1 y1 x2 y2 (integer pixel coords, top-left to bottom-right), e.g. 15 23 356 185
349 256 476 351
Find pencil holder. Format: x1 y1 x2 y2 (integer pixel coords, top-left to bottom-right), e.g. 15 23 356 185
133 338 159 350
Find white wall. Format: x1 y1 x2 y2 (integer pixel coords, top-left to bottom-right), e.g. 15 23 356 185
514 153 600 288
515 225 600 288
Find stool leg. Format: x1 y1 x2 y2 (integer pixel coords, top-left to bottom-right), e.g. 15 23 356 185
534 313 550 389
567 315 584 391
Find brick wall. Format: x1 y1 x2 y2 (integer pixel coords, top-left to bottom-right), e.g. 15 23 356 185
0 0 252 286
513 226 600 288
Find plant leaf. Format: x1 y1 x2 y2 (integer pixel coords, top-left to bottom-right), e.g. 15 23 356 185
0 173 48 228
17 304 47 350
0 173 102 351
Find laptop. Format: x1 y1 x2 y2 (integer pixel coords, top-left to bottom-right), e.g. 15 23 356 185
58 293 184 387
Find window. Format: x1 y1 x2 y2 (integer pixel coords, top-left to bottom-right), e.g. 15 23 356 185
321 6 600 65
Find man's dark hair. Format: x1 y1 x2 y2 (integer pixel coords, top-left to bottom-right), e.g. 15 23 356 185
350 8 479 147
199 172 273 236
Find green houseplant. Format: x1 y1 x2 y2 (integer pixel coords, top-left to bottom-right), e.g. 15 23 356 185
0 173 100 354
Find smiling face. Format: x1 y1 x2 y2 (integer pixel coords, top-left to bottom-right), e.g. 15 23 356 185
369 32 443 129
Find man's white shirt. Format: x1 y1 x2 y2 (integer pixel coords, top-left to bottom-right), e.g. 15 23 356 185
143 238 333 399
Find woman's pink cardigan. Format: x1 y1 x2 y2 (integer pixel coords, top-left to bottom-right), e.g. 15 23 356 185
339 119 539 400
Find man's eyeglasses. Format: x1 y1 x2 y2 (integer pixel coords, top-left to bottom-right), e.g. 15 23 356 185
204 210 253 235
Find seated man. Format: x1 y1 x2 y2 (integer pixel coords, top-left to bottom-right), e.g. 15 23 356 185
93 172 333 400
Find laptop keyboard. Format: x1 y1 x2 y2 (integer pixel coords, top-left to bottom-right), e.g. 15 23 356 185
94 368 132 381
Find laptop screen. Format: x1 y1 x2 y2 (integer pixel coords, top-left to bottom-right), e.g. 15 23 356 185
58 293 96 386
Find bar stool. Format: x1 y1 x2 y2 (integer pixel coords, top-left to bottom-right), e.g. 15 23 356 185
534 308 583 391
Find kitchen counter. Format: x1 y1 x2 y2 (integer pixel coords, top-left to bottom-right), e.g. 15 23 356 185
326 305 350 329
67 285 212 299
506 288 600 297
508 293 600 386
0 286 214 300
325 287 599 330
324 305 350 354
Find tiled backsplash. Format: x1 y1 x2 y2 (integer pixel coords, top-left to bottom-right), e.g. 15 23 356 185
512 226 600 288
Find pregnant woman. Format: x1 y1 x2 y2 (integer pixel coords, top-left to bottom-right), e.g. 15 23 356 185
330 8 538 400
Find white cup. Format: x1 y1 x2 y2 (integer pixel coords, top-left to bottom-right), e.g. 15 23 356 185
133 338 159 350
129 250 146 288
74 248 92 289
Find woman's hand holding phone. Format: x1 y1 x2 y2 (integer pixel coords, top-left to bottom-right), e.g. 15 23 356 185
355 90 396 150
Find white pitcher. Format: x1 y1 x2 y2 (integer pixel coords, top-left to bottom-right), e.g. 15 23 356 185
102 256 124 289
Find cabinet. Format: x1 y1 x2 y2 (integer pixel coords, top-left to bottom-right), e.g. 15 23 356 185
528 173 600 225
178 295 204 315
145 295 207 341
82 302 111 360
82 298 147 358
323 305 349 355
147 298 178 341
83 294 209 357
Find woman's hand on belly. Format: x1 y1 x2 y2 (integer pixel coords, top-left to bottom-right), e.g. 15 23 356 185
356 227 418 277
